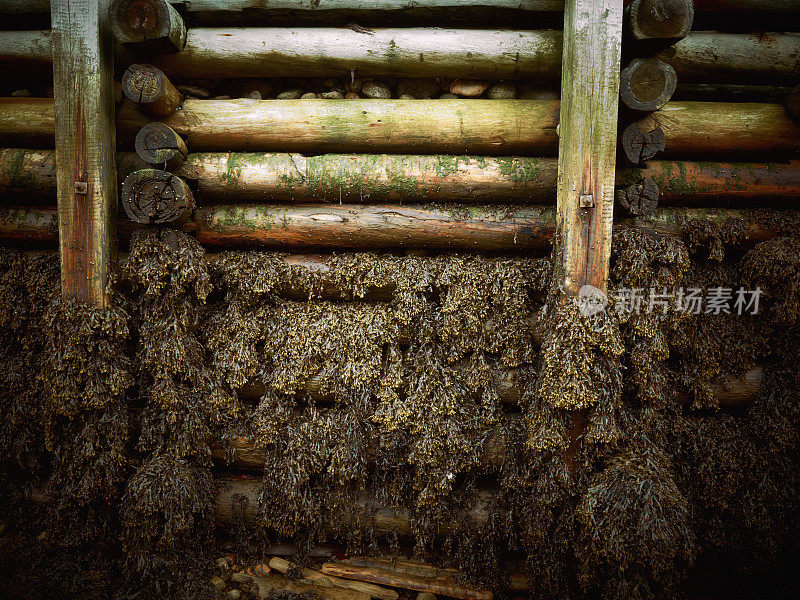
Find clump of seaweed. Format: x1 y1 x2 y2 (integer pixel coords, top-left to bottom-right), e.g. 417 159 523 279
39 294 134 547
120 229 238 598
741 236 800 324
576 419 696 600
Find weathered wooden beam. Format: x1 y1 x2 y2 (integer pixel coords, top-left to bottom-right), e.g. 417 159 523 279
192 204 557 250
109 0 187 53
2 205 797 249
555 0 622 295
114 27 564 80
51 0 117 307
7 97 799 158
6 150 800 206
5 28 798 84
0 0 567 15
626 0 693 40
655 32 800 86
7 0 800 16
319 563 492 600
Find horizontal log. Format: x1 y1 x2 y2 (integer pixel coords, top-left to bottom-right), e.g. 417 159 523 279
5 0 800 15
654 32 800 86
5 97 798 159
191 204 556 250
632 102 800 159
1 205 797 249
5 149 558 204
117 28 564 81
3 29 798 83
337 558 528 592
0 0 566 14
115 98 561 155
269 557 399 600
231 572 372 600
673 84 792 104
319 563 492 600
618 160 800 204
6 150 800 206
693 0 800 12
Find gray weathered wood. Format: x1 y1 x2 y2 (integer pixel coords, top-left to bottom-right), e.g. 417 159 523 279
116 27 564 80
556 0 622 296
50 0 117 307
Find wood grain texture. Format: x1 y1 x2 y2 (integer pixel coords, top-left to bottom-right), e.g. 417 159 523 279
633 102 800 159
7 149 800 206
51 0 117 307
319 563 493 600
116 98 562 155
114 27 563 80
2 205 797 249
0 0 566 13
555 0 622 296
655 32 800 85
269 558 399 600
193 204 557 250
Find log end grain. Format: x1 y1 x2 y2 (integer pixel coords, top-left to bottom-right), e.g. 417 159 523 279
110 0 187 52
620 58 677 111
622 120 666 165
629 0 694 40
121 168 194 224
135 122 188 170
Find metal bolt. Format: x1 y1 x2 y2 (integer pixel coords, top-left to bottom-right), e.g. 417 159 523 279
579 194 595 208
74 181 88 194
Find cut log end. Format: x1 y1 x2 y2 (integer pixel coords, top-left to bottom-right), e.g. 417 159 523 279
622 120 666 165
616 177 659 216
110 0 187 52
121 169 194 224
620 58 677 112
121 64 183 117
135 122 188 170
628 0 694 40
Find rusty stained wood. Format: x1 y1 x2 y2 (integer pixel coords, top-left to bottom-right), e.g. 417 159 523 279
555 0 623 296
51 0 117 307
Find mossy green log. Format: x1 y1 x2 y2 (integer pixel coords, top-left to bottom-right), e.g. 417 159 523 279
6 150 800 206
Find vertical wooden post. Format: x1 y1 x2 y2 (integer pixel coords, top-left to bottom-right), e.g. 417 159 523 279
556 0 623 466
556 0 623 296
51 0 117 307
